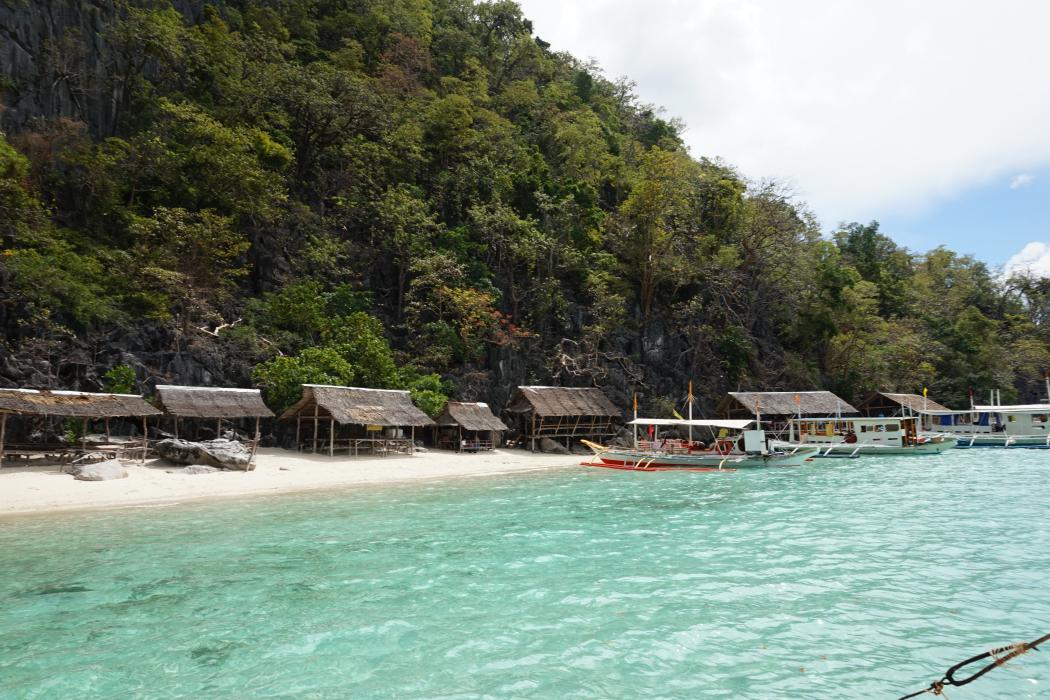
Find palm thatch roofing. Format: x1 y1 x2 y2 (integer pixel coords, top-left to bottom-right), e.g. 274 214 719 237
719 391 858 417
505 386 621 417
279 385 435 427
435 402 509 432
0 388 161 417
858 392 951 415
154 385 275 419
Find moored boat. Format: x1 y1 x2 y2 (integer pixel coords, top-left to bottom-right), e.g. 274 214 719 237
920 404 1050 448
778 416 957 458
581 418 818 471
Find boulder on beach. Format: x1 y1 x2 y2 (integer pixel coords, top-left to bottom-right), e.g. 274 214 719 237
538 437 571 455
154 439 253 471
71 459 128 481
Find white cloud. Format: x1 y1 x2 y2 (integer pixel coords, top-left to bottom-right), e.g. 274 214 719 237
1010 173 1035 189
518 0 1050 228
1003 242 1050 279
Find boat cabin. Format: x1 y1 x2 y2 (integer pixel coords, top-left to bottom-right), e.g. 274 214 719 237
922 405 1049 445
787 416 921 448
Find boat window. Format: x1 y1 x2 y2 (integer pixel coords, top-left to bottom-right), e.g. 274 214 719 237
1008 415 1016 422
885 423 900 432
1034 414 1048 424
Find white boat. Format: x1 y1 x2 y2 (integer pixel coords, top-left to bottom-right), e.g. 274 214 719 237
581 418 818 471
920 404 1050 448
778 416 957 457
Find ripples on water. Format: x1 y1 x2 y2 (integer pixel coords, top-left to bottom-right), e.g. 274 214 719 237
1 450 1048 698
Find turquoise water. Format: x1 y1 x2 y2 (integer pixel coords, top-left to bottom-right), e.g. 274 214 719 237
1 450 1048 699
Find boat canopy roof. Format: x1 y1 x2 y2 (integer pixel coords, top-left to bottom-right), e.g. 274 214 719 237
972 404 1050 414
789 416 918 424
628 418 754 430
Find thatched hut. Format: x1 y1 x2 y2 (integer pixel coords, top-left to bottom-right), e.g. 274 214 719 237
279 385 434 456
0 388 161 466
856 392 951 417
153 385 274 443
717 391 858 418
434 401 508 452
504 386 621 450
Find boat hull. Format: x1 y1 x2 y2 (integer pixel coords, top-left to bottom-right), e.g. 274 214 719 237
584 447 817 470
797 437 959 457
934 434 1050 448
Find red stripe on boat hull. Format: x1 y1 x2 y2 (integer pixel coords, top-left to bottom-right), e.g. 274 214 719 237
580 459 736 473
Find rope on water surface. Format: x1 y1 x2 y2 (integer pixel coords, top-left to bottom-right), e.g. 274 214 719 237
897 632 1050 699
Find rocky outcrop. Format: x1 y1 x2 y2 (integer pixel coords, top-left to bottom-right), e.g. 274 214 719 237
154 438 253 471
71 458 127 481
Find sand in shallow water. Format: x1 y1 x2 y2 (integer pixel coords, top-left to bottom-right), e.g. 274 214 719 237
0 447 582 516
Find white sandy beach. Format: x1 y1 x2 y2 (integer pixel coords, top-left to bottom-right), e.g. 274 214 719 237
0 448 584 517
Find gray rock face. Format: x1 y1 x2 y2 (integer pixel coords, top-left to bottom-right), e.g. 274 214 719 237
538 437 571 455
181 464 221 475
154 439 253 471
71 459 127 481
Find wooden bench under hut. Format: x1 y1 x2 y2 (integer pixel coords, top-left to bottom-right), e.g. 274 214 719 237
433 402 509 452
280 385 435 456
505 386 621 451
716 391 859 436
856 392 951 418
0 388 161 467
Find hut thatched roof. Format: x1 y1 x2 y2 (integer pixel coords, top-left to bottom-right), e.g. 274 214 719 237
435 402 509 431
859 392 951 415
279 385 435 427
506 386 621 417
154 385 275 419
720 391 858 417
0 388 161 417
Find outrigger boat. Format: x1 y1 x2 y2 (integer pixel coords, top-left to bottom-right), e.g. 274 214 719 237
581 418 818 471
777 416 957 458
920 404 1050 448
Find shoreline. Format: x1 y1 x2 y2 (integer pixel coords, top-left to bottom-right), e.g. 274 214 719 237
0 448 584 518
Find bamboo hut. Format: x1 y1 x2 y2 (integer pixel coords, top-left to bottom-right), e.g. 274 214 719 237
0 388 161 467
716 391 858 437
434 401 508 452
856 392 951 418
505 386 621 451
153 385 275 464
279 385 434 456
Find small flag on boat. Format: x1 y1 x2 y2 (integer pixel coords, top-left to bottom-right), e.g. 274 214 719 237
794 393 801 405
633 393 638 412
923 387 928 397
688 381 693 402
672 408 684 420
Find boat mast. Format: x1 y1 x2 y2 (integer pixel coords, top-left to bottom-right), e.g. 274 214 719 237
688 381 693 443
1045 373 1050 404
632 393 638 448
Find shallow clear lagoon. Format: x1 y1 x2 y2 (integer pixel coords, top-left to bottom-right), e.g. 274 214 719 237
1 450 1048 699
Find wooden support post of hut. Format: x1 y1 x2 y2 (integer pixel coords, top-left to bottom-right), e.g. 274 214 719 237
434 402 508 452
152 386 275 468
504 387 621 452
279 385 434 457
0 389 161 467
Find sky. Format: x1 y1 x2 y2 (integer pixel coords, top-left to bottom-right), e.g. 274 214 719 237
516 0 1050 274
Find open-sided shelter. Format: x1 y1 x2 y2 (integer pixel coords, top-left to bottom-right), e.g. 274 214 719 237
856 392 951 418
279 385 434 456
434 401 508 452
504 386 621 450
0 388 161 466
154 385 274 439
716 391 858 436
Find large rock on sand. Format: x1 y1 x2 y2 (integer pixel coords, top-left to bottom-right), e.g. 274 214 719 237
538 437 571 455
71 459 128 481
155 439 253 471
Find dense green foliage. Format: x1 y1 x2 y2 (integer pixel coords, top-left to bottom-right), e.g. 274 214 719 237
1 0 1047 412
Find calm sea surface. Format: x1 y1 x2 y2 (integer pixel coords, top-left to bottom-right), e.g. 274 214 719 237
1 450 1048 699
